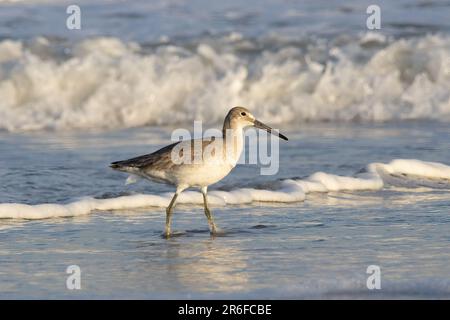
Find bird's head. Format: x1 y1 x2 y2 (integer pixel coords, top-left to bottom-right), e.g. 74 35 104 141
225 106 288 141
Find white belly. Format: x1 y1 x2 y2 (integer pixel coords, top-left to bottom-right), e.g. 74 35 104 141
170 162 235 187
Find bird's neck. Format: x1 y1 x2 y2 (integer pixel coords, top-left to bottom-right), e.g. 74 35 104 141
222 119 244 165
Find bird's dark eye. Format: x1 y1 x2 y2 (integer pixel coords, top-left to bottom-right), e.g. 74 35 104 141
241 112 246 116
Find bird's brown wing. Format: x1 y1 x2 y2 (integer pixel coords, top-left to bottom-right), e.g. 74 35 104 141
110 138 217 172
110 141 181 171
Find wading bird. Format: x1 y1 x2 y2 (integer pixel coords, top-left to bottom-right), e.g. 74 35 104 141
110 107 288 237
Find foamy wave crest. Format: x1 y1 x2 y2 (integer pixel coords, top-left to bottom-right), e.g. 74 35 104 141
0 33 450 131
1 159 449 219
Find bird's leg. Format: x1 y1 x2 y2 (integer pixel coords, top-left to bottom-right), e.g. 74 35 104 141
165 192 179 237
201 186 217 234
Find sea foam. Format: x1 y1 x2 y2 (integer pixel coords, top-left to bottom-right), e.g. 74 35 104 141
0 159 449 220
0 33 450 132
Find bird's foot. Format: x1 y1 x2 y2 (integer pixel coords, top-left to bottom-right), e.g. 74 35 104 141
163 228 171 239
209 223 218 235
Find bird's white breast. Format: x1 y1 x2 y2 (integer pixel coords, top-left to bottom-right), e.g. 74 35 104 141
168 135 243 187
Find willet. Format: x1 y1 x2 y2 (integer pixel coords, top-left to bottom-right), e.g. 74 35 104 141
110 106 288 237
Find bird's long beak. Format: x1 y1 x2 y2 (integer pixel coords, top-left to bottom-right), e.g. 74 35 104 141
253 119 288 141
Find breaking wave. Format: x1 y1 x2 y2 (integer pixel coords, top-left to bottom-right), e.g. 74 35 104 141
0 159 449 219
0 33 449 132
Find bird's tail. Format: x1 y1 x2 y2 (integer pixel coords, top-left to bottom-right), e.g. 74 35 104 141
110 162 142 185
110 161 134 172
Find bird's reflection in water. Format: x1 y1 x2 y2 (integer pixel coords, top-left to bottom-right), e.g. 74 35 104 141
162 238 249 293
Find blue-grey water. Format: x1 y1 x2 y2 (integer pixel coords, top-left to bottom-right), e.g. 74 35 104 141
1 122 450 299
0 0 450 299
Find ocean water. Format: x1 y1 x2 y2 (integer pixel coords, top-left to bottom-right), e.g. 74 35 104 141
0 0 450 299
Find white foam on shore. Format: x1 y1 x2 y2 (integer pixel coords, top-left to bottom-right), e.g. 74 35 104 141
0 34 450 132
0 159 449 220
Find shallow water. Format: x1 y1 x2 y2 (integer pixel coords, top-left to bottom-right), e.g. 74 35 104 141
0 122 449 298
